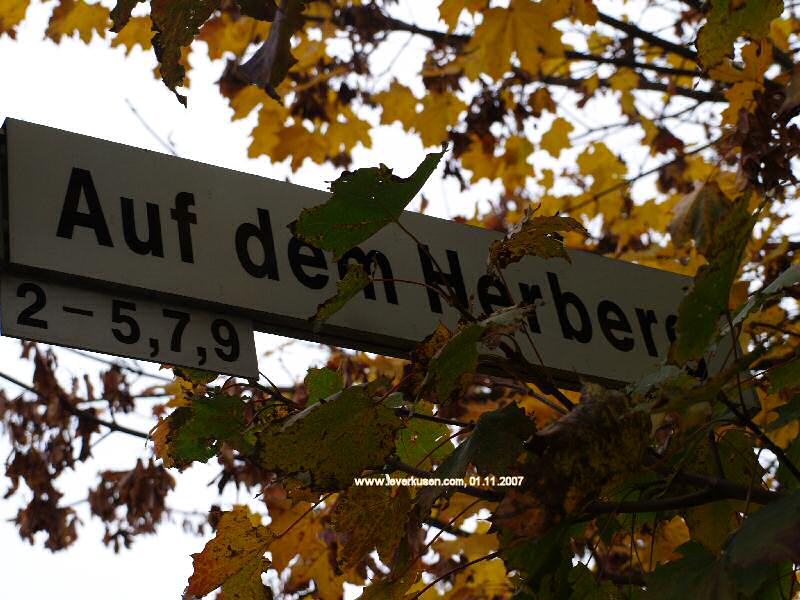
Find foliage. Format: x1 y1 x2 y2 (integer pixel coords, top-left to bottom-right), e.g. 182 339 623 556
4 0 800 599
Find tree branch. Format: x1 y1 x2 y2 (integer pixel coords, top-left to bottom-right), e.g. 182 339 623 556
596 11 697 62
0 369 150 440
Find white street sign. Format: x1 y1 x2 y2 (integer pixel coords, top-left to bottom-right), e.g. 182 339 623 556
2 118 699 386
0 273 258 378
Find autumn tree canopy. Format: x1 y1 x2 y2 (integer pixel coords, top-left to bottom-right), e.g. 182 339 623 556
3 0 800 598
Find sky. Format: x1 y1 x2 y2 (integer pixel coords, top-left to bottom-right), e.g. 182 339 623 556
1 1 796 598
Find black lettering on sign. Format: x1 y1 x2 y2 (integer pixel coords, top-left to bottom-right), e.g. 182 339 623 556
235 208 280 280
548 272 592 343
56 168 113 247
597 300 634 352
635 308 659 357
338 247 398 304
170 192 197 264
518 283 543 333
288 237 329 289
17 283 47 329
477 275 512 316
417 246 468 314
665 314 678 343
121 197 164 257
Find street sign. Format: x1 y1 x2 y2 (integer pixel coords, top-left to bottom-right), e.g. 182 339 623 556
1 118 704 387
0 273 259 378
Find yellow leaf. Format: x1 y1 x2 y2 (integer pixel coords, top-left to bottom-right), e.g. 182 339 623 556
229 86 276 121
634 516 690 571
110 15 152 55
722 80 760 125
608 68 639 116
198 13 270 60
498 135 535 190
755 389 800 448
374 81 419 128
417 91 467 147
438 0 486 30
539 117 574 158
462 0 564 80
270 122 329 169
46 0 109 44
326 108 372 155
0 0 30 38
186 506 274 598
247 102 289 159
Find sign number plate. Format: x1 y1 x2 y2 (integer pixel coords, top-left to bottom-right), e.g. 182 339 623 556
0 275 258 378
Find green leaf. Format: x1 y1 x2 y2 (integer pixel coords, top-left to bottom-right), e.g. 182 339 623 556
303 367 344 406
769 356 800 393
778 437 800 491
500 523 572 594
487 213 588 271
696 0 783 68
256 386 401 489
173 366 218 385
726 489 800 568
425 322 484 404
331 485 411 568
151 0 221 105
415 402 534 513
569 563 625 600
152 393 249 469
642 542 736 600
396 401 453 469
310 262 370 328
293 148 446 260
669 198 755 364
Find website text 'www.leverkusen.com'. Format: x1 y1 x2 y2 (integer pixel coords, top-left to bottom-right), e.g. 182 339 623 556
353 474 525 487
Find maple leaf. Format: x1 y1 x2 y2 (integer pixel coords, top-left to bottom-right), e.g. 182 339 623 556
185 505 274 599
394 400 453 470
374 81 419 128
331 485 411 568
696 0 783 69
424 322 484 404
110 15 152 54
151 392 250 469
416 92 467 148
292 148 446 260
303 367 343 406
150 0 221 105
488 213 588 271
0 0 30 38
539 117 574 158
669 197 755 363
438 0 486 31
310 262 370 329
46 0 109 44
462 0 564 80
256 386 401 489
